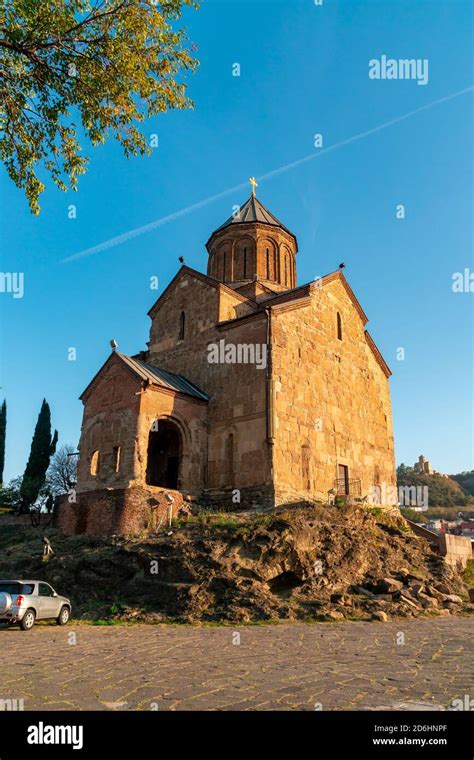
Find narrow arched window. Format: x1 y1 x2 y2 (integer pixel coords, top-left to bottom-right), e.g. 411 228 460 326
243 247 247 278
223 251 227 281
337 311 342 341
266 248 270 280
301 444 311 490
273 250 277 282
226 433 234 487
284 257 288 286
179 311 185 341
90 450 100 476
113 446 121 473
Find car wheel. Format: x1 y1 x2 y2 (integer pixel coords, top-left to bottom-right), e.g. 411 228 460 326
57 606 70 626
20 609 36 631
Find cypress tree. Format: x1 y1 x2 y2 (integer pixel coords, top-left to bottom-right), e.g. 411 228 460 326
0 400 6 485
19 399 58 513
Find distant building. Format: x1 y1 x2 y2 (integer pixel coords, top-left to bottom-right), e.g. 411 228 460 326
414 455 433 475
412 454 449 477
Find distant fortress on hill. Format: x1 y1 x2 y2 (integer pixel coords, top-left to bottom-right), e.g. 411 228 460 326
413 455 448 478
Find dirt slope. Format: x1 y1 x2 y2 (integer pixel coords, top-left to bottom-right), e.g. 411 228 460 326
0 505 471 623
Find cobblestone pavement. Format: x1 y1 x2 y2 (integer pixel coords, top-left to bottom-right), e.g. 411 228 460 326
1 618 472 711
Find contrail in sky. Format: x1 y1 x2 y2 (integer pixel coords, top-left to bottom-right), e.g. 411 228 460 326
62 84 473 263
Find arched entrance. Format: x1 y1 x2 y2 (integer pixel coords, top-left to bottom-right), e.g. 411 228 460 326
146 420 182 488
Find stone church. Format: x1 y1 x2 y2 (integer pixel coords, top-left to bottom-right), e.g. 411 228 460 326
56 188 396 535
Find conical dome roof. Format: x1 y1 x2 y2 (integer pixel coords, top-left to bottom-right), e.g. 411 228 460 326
212 195 295 238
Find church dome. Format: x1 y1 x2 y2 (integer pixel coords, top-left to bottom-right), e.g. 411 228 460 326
206 191 298 293
212 195 295 237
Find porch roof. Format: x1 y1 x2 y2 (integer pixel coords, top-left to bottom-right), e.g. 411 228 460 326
120 353 210 402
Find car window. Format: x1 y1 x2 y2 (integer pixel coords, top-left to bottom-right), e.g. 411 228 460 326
0 583 21 595
20 584 35 595
38 583 54 597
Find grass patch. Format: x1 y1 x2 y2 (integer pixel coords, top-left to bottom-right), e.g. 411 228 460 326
368 507 384 520
463 559 474 588
91 619 125 626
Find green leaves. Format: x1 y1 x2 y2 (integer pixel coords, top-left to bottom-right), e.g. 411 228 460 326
0 0 199 213
19 398 58 512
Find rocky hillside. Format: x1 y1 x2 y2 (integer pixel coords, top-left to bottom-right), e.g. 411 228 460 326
0 505 471 624
397 466 473 507
451 470 474 497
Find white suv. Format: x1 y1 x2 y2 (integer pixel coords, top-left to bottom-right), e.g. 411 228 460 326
0 580 71 630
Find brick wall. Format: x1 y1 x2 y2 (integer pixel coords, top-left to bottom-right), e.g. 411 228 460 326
54 487 186 537
206 223 297 292
76 358 141 494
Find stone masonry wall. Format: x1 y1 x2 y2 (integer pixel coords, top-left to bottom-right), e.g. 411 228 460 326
271 278 396 504
439 533 472 569
147 271 272 501
137 385 208 495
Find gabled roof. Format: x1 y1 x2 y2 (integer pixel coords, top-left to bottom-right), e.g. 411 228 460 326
364 331 392 378
213 269 391 378
259 269 369 325
234 280 282 301
119 354 210 400
207 195 296 246
80 351 209 402
147 265 257 318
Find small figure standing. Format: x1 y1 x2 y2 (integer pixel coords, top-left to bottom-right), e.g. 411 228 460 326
42 536 54 557
165 492 174 530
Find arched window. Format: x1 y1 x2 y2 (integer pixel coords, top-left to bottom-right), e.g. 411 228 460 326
301 444 311 490
284 257 288 286
273 250 277 282
225 433 235 487
179 311 185 341
337 311 342 341
113 446 121 473
243 247 247 278
266 248 270 280
223 251 227 281
90 450 100 476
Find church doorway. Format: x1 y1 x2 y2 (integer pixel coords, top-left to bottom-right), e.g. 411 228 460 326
146 420 182 489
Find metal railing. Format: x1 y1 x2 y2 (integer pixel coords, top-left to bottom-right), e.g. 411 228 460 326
333 478 362 497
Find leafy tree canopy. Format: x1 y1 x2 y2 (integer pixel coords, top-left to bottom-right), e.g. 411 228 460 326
0 476 22 513
397 465 472 508
0 0 199 213
450 470 474 497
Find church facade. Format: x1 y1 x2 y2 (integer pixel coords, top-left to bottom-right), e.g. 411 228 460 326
56 191 396 535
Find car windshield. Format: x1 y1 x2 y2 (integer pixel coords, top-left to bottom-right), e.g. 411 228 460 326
0 582 34 595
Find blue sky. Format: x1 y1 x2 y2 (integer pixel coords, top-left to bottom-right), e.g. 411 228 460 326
0 0 473 481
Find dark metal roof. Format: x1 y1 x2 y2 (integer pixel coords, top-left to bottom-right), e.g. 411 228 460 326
118 353 210 401
213 195 294 236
